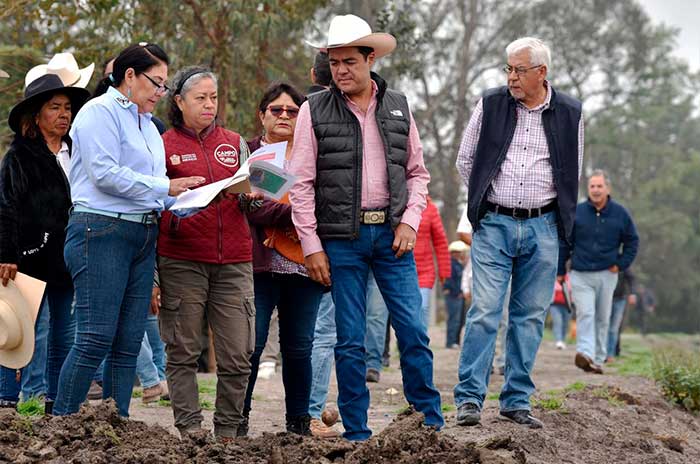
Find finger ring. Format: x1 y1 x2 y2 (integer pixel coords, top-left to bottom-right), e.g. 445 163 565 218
408 242 415 247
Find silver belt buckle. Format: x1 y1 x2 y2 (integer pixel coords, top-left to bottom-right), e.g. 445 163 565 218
362 210 385 224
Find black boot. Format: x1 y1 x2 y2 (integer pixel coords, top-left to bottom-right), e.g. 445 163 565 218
44 399 54 416
286 414 311 436
237 410 250 437
0 399 17 410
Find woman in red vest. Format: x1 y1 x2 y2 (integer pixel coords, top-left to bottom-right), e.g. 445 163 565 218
157 66 254 442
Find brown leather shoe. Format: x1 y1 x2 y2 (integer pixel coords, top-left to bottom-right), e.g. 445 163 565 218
87 381 103 400
142 384 163 404
575 352 604 374
310 418 340 438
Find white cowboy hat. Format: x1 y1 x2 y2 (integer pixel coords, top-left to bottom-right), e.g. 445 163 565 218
0 69 8 79
307 14 396 59
0 280 35 369
25 52 95 89
448 240 469 253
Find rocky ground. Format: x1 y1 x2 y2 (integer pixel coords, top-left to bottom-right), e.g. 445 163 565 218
1 328 698 463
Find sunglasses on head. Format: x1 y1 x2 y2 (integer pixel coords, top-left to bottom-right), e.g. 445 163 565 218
267 105 299 118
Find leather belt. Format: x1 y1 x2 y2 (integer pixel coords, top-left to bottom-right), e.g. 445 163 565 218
73 206 159 225
360 209 387 224
486 201 556 219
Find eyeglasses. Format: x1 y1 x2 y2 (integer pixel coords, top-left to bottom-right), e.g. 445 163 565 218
142 73 170 95
267 105 299 118
502 64 543 76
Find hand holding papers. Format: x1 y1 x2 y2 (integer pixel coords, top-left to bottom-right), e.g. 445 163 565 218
170 141 296 210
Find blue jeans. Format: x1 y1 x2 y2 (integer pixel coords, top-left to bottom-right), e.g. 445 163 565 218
135 333 160 389
549 304 570 343
570 269 618 365
308 292 336 419
607 298 627 358
55 213 157 417
0 284 75 402
364 272 388 372
419 287 432 329
324 223 443 440
244 272 323 418
445 294 464 347
145 313 166 381
454 211 559 412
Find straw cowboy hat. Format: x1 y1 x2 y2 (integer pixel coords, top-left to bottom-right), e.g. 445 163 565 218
24 52 94 88
0 69 8 79
448 240 469 253
8 73 90 134
307 14 396 58
0 281 35 369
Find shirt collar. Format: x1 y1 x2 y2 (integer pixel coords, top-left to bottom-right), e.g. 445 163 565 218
58 141 69 155
106 86 154 121
342 80 378 111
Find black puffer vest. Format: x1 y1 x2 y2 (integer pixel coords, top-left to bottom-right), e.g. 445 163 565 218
308 72 410 240
467 85 582 243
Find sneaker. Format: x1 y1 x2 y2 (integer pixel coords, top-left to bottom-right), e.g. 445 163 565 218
555 341 566 350
310 418 340 438
257 362 276 380
365 368 380 383
87 381 103 400
499 409 544 429
159 381 170 401
142 384 163 404
381 354 390 368
456 402 481 426
44 399 54 416
0 399 17 409
575 352 603 374
286 414 312 436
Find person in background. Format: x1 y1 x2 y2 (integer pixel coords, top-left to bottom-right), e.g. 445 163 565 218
54 43 205 417
0 74 89 413
607 269 636 360
444 241 467 348
414 196 451 329
559 170 639 374
244 82 324 436
550 277 572 350
156 66 255 442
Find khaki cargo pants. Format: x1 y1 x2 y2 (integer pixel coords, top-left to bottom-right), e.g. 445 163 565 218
158 256 255 438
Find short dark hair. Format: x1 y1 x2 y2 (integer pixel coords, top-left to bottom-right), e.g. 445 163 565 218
357 46 374 60
257 81 305 114
313 52 331 86
93 43 169 98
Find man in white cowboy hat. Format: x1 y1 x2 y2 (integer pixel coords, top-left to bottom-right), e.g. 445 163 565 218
24 52 94 88
289 14 443 440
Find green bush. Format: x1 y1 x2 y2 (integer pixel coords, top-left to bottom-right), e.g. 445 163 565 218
652 348 700 414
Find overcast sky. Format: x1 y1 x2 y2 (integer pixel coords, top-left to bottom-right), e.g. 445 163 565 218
639 0 700 71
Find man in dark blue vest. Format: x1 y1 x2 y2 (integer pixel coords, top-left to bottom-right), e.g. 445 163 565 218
454 37 584 429
289 14 443 440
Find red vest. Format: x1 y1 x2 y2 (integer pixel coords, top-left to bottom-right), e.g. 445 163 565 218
158 125 252 264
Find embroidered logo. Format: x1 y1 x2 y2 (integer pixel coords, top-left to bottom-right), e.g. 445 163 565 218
214 143 239 168
115 95 131 107
181 153 197 162
390 109 403 117
169 154 182 165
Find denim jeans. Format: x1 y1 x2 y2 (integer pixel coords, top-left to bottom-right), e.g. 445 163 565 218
364 272 388 372
454 211 559 412
0 284 75 402
607 298 627 358
55 212 157 417
308 292 336 419
419 287 432 329
570 269 619 365
549 304 570 343
244 272 323 418
145 313 166 381
135 333 160 389
445 294 464 347
493 283 510 370
324 223 443 440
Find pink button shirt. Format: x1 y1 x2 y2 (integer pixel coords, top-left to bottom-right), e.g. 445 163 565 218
289 82 430 256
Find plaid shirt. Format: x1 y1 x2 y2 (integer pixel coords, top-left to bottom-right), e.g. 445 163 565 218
456 83 584 209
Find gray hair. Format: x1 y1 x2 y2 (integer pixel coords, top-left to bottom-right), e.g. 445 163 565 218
589 169 611 187
506 37 551 70
174 67 218 97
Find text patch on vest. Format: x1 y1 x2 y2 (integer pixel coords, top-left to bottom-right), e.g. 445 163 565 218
214 143 239 168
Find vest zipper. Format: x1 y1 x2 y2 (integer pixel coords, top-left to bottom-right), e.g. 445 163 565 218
199 137 223 262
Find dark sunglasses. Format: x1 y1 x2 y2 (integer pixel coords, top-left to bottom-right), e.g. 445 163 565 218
267 105 299 118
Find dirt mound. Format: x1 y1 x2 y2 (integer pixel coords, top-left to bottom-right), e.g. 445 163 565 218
0 403 525 464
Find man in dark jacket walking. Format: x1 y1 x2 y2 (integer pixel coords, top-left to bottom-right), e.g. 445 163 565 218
454 37 584 429
559 170 639 373
289 14 443 441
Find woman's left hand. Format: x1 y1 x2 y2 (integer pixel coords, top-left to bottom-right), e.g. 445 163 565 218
0 263 18 287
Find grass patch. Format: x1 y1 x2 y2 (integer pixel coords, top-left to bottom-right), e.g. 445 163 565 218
131 389 143 399
198 378 217 395
486 392 500 401
11 417 34 436
652 347 700 414
592 386 625 407
158 399 171 407
565 381 587 392
200 399 215 411
17 397 44 416
532 394 565 411
441 404 456 413
393 405 410 414
613 336 653 377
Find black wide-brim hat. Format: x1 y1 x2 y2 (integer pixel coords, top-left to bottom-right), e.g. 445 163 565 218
8 73 90 134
